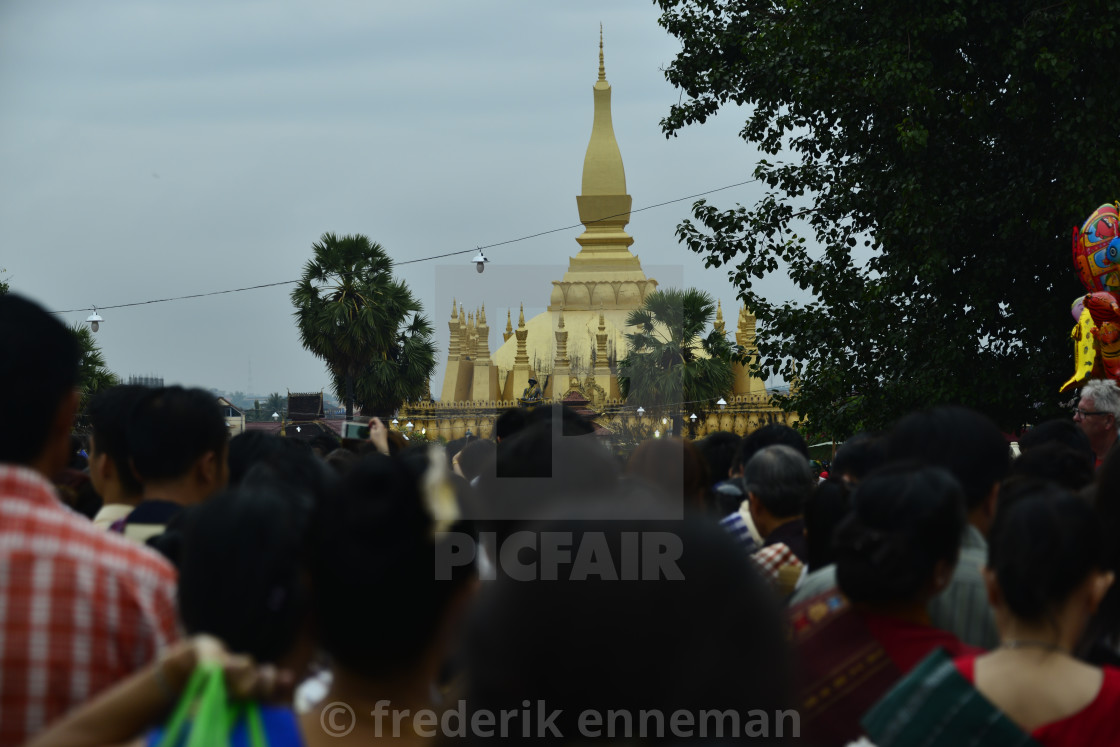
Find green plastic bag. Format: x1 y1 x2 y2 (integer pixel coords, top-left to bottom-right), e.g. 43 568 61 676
155 662 269 747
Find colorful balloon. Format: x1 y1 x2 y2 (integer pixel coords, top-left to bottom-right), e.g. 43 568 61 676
1072 202 1120 293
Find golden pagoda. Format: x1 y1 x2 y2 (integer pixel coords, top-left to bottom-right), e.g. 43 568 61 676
412 29 794 441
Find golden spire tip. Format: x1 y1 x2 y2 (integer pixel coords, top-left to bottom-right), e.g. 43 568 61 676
598 25 606 82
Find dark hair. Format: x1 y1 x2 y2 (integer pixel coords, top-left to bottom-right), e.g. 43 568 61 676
625 438 711 510
1008 443 1094 493
988 485 1105 624
128 386 230 481
309 453 474 678
0 295 80 464
886 406 1010 511
743 444 814 518
527 403 597 436
804 478 852 571
1019 419 1094 465
732 423 809 473
834 463 966 604
461 515 794 743
227 431 287 486
493 408 529 441
694 431 742 488
87 385 150 496
178 486 311 662
456 439 496 483
831 431 888 484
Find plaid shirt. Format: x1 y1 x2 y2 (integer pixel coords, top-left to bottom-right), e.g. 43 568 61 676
0 464 179 745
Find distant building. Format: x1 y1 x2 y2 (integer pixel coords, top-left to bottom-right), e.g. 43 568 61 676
216 397 245 437
127 375 164 388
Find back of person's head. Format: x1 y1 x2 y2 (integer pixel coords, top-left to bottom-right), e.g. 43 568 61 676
128 386 230 482
227 430 287 486
456 438 496 483
0 294 80 466
732 423 809 475
527 403 596 436
625 438 711 510
1019 419 1095 464
743 444 814 519
494 408 530 442
804 478 853 571
1008 442 1094 493
461 514 794 742
178 485 311 663
831 431 888 484
87 384 150 497
309 450 474 679
886 405 1010 511
988 483 1106 623
834 463 966 604
694 431 742 487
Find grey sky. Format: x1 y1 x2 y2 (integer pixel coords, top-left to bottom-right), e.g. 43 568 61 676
1 1 805 400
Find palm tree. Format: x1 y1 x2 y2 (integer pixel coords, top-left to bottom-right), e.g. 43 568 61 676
291 233 436 419
69 323 120 419
265 392 287 419
618 288 736 437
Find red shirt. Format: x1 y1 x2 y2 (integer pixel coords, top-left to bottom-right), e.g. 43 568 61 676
0 465 179 745
956 655 1120 746
860 611 984 673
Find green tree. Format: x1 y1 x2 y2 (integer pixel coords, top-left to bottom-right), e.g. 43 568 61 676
655 0 1120 436
0 268 9 295
69 323 120 418
619 288 735 436
266 392 287 419
291 233 436 419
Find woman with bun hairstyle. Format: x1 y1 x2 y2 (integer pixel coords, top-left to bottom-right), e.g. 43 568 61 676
789 463 981 745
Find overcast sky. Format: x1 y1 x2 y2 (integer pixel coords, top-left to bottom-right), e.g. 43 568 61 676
1 1 807 400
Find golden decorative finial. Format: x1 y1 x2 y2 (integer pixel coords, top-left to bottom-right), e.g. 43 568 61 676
506 309 513 332
480 304 487 325
715 300 725 334
451 300 458 320
518 303 526 327
598 24 606 82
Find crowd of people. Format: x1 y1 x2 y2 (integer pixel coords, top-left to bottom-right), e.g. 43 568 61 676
4 290 1120 745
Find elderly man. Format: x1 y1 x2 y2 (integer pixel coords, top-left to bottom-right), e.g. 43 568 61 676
743 444 816 591
1074 379 1120 468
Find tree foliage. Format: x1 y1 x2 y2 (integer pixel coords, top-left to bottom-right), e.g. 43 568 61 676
69 323 119 417
655 0 1120 435
291 233 436 419
619 287 736 435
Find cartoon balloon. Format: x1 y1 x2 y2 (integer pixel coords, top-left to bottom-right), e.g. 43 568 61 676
1072 202 1120 293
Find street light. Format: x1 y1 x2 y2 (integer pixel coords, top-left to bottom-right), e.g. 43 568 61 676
717 397 727 410
405 421 414 431
636 406 645 417
271 412 279 422
85 307 103 333
391 418 399 427
471 248 490 274
690 413 698 423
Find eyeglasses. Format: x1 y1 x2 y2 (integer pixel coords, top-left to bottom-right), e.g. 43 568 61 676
1074 408 1110 418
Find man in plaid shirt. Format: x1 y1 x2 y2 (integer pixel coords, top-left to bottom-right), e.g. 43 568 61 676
0 295 179 745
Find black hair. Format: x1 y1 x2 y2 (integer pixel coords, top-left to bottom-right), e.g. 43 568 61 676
461 514 794 744
886 405 1010 512
731 423 809 474
178 486 311 662
988 484 1105 624
1019 419 1094 465
228 431 315 486
804 478 852 571
87 385 151 496
834 463 966 604
309 453 474 679
694 431 742 488
0 295 80 464
494 408 530 441
527 403 597 436
831 431 888 483
127 386 230 481
1008 442 1094 493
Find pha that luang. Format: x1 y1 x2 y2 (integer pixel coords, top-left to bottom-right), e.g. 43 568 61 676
404 31 791 440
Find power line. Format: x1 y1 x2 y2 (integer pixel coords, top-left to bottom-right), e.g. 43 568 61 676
50 178 759 315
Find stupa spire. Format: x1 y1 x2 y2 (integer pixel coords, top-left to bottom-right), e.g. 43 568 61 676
598 24 606 82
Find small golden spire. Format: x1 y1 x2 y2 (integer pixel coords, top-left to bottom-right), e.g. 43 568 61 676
451 299 458 320
715 300 725 334
598 24 606 82
518 303 526 327
480 304 487 325
506 309 513 333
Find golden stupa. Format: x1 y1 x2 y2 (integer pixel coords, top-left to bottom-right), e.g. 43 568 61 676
432 30 772 427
